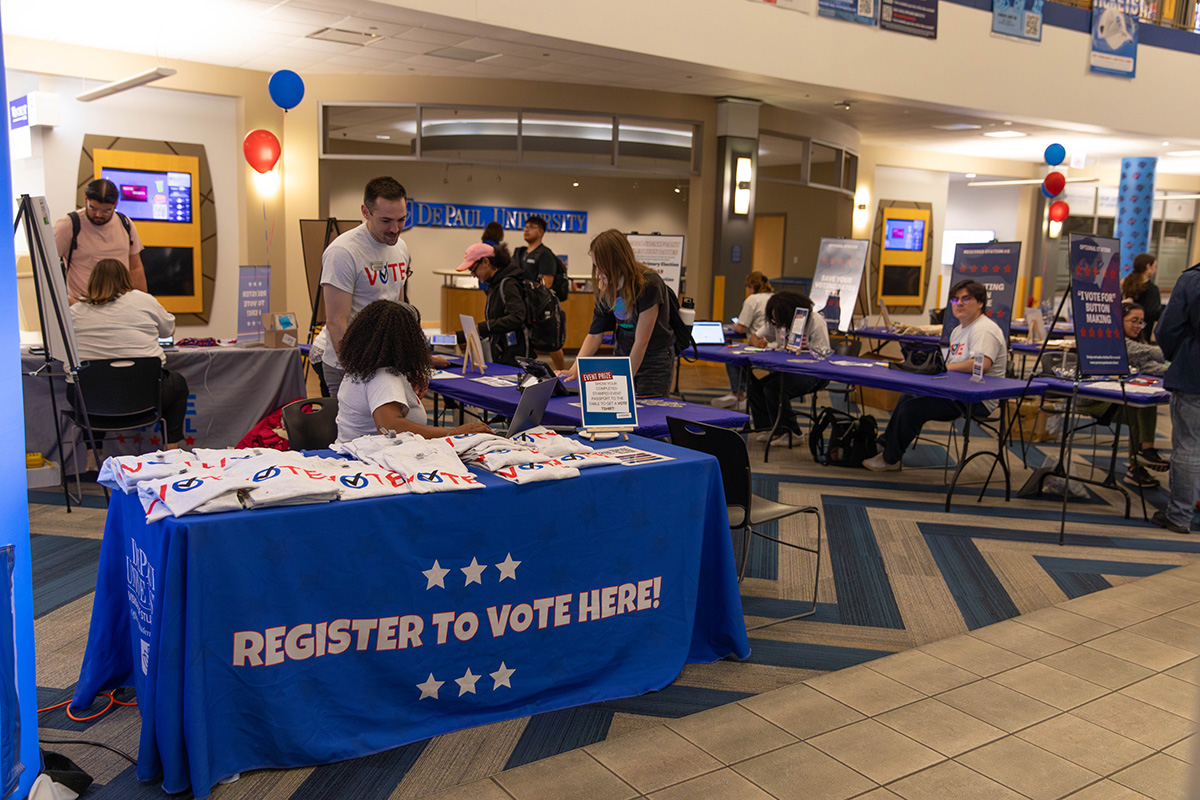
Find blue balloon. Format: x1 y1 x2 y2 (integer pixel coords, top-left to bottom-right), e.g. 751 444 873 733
1044 143 1066 167
268 70 305 111
1041 184 1055 199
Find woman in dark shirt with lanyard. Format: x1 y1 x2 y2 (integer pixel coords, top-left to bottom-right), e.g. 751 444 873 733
558 229 675 396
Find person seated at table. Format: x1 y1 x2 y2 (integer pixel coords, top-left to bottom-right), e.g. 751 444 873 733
864 279 1007 471
455 241 528 367
1121 253 1162 342
1076 301 1171 488
712 271 774 412
335 300 492 443
69 258 188 450
558 229 675 396
745 291 830 443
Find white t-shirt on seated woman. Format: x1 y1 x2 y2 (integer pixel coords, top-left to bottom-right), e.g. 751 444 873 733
335 369 427 443
69 290 174 365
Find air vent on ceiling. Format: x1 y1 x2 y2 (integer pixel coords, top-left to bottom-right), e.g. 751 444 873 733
427 47 502 63
307 28 382 46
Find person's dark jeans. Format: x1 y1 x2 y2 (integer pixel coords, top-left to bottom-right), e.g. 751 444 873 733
748 373 827 433
880 393 987 465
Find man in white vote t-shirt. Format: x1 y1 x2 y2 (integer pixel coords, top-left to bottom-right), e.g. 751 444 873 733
315 176 411 397
865 279 1007 471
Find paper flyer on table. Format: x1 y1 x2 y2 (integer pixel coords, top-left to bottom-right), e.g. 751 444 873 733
577 357 638 430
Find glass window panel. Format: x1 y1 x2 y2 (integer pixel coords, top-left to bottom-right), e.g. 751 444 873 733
419 107 518 163
616 118 696 174
809 143 841 187
1156 221 1193 287
843 154 858 191
323 105 417 157
758 134 807 182
521 112 614 166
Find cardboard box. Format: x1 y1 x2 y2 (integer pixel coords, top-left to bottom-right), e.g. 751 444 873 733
859 384 901 413
263 311 299 349
1007 398 1061 443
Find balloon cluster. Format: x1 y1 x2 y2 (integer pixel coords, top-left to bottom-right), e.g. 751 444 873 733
1043 143 1069 223
242 70 306 174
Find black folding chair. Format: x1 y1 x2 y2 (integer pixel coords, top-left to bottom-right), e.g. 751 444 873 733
667 416 823 630
282 397 340 451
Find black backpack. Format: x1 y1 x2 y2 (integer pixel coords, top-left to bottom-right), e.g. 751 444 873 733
66 210 132 271
505 277 566 353
664 284 696 360
809 407 878 467
551 256 570 302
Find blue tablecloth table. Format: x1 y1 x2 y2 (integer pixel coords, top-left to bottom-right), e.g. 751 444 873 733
72 436 750 797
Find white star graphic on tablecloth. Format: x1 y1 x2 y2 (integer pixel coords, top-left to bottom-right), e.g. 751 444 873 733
422 560 450 589
461 557 487 586
490 662 516 690
495 553 521 582
417 673 443 700
455 667 481 696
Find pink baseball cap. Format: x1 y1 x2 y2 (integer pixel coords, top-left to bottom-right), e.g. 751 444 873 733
455 242 494 271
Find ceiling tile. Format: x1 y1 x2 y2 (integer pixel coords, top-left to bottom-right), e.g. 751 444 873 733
330 16 412 37
394 27 472 46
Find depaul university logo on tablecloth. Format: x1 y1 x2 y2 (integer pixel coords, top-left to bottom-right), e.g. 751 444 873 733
126 537 157 673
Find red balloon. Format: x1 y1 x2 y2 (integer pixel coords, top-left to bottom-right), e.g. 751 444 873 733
1042 171 1066 197
243 129 281 174
1049 200 1070 222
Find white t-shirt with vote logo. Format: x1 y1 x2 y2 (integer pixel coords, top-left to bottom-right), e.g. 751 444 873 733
318 223 410 368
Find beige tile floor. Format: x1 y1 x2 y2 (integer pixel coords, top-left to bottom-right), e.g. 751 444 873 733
427 563 1200 800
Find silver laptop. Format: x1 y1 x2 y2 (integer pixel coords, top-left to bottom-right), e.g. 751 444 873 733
691 321 725 345
500 376 558 437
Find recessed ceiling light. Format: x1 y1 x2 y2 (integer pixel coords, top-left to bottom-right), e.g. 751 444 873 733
572 182 579 187
965 173 977 178
932 123 982 131
1003 121 1013 126
1167 150 1200 157
983 130 1027 138
375 135 391 140
1162 141 1170 146
427 46 501 63
307 28 381 46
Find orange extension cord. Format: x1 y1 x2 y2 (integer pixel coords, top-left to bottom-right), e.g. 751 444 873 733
38 691 137 722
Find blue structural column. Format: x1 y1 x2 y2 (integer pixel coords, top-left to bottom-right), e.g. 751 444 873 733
1116 157 1157 278
0 18 41 800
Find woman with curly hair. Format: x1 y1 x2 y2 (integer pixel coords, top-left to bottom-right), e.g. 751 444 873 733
557 229 675 396
334 300 491 443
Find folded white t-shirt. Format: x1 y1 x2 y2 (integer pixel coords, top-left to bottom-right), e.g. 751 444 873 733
99 450 195 492
509 427 594 458
138 469 250 522
492 462 579 484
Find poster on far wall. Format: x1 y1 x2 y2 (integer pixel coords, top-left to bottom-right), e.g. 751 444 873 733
627 234 685 296
880 0 938 37
819 0 878 25
940 242 1020 343
1068 234 1129 377
1090 1 1138 78
992 0 1043 40
810 238 869 333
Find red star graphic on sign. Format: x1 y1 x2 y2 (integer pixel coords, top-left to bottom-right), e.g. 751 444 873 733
133 435 143 443
150 435 160 446
997 309 1006 317
1004 265 1011 272
994 265 1002 273
117 434 126 443
969 266 978 273
185 436 196 446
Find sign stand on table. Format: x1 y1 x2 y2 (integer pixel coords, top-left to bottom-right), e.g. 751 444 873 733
577 356 637 441
459 314 487 375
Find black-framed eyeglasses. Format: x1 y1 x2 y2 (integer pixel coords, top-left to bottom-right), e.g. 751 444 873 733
950 295 976 305
467 261 481 273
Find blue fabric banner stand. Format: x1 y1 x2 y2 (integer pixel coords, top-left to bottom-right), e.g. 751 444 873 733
1116 157 1156 278
577 357 637 440
992 0 1044 40
811 239 869 333
0 22 37 800
1090 1 1139 77
940 242 1021 344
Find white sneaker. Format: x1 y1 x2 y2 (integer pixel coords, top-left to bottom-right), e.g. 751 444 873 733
711 393 738 409
733 399 747 412
755 429 791 444
863 454 901 471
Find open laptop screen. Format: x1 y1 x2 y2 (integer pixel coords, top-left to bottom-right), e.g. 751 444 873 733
690 321 725 345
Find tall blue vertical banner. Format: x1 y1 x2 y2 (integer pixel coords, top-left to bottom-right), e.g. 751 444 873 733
0 22 38 800
1116 157 1156 279
940 242 1021 343
1069 235 1129 377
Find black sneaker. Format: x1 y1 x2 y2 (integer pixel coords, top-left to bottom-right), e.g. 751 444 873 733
1124 465 1160 489
1152 510 1190 534
1139 447 1170 472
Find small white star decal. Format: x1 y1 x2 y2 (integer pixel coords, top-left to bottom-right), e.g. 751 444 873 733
417 673 443 700
461 557 487 586
490 662 516 689
455 667 481 696
495 553 521 582
422 560 450 589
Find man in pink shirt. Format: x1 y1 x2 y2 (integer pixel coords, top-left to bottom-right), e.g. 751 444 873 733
53 179 146 303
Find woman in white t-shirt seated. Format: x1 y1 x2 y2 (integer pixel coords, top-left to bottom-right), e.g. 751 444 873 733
334 300 492 443
69 258 189 448
712 271 774 411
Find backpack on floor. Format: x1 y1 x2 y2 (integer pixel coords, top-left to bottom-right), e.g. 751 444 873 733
809 407 877 468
